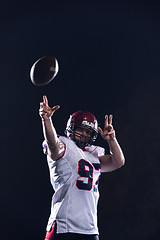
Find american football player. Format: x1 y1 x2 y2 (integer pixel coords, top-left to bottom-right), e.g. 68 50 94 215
39 95 125 240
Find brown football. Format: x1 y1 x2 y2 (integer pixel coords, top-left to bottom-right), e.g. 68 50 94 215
30 56 59 86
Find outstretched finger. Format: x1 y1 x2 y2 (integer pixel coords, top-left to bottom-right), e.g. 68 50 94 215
104 115 108 128
51 105 60 112
108 115 113 125
43 95 48 106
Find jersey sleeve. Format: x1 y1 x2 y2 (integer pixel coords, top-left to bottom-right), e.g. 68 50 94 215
97 146 105 156
88 145 105 157
42 137 66 160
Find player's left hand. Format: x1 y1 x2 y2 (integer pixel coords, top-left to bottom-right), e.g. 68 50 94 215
98 115 116 141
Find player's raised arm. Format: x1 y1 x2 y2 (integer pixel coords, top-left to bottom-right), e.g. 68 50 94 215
39 95 65 160
98 115 125 172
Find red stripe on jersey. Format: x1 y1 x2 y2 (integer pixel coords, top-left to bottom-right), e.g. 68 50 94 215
44 221 56 240
90 146 98 153
82 146 98 153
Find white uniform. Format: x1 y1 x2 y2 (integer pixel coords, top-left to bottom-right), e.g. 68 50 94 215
44 136 105 234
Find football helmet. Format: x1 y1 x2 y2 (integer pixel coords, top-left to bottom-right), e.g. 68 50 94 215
65 110 98 148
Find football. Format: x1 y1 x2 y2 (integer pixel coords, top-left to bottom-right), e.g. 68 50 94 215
30 56 59 86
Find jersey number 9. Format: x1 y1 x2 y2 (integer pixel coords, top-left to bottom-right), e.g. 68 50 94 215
76 159 101 191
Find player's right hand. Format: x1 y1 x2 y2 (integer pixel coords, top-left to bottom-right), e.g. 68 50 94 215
39 95 60 120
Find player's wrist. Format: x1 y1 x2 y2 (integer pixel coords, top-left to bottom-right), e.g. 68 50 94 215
105 136 116 142
41 116 52 122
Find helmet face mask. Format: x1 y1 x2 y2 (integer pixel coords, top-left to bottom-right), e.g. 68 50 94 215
65 111 98 148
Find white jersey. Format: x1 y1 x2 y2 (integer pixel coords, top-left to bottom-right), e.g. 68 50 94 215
44 136 105 234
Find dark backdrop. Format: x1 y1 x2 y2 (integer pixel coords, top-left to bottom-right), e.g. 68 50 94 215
1 1 160 239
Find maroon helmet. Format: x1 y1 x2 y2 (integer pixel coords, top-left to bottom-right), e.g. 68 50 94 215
65 110 98 148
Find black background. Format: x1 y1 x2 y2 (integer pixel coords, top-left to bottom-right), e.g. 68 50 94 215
1 1 160 239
